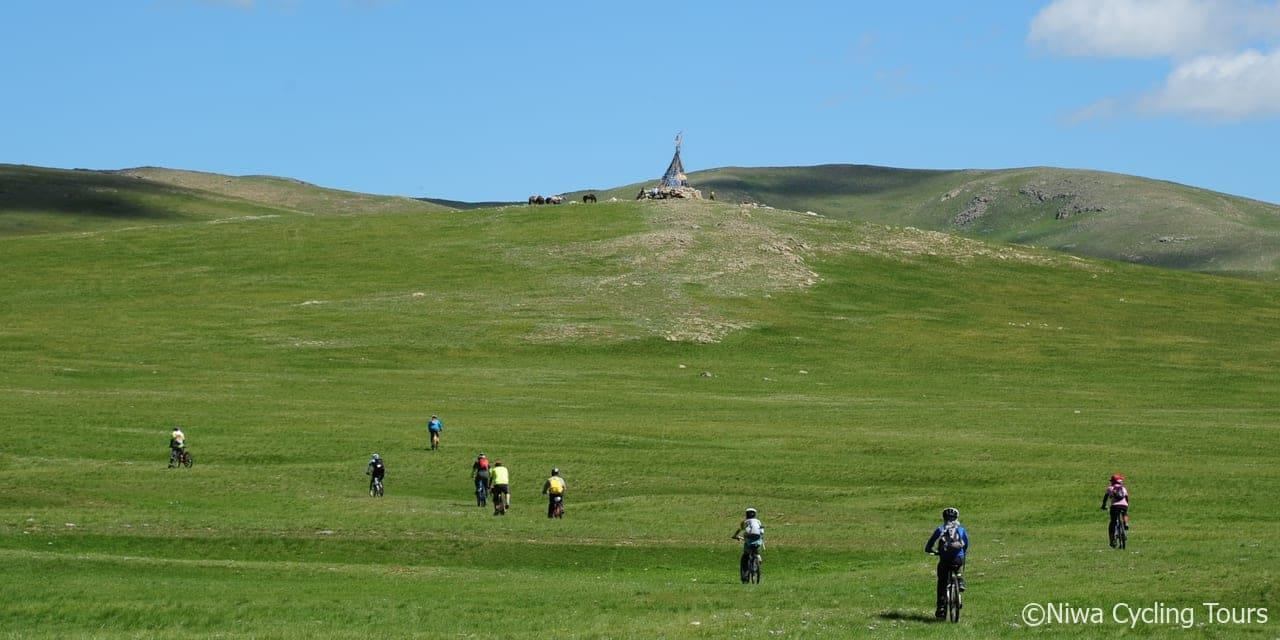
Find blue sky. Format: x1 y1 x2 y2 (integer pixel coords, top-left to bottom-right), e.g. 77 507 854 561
5 0 1280 204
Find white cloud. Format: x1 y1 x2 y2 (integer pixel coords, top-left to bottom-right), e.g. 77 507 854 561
1139 49 1280 118
1031 0 1280 120
1029 0 1279 58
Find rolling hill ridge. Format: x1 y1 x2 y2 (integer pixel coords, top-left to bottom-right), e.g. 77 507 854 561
5 162 1280 281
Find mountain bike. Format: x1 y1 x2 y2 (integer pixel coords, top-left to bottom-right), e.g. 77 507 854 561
745 549 761 584
930 552 962 622
170 449 193 468
943 563 962 622
492 487 507 515
429 430 440 451
734 538 762 584
1109 509 1128 549
475 481 488 507
370 476 384 497
550 494 564 519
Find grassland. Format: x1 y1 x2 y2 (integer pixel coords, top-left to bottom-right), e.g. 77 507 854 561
588 164 1280 281
1 166 1278 638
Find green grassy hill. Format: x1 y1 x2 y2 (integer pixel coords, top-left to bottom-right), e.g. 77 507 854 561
1 167 1277 638
0 164 450 237
582 164 1280 281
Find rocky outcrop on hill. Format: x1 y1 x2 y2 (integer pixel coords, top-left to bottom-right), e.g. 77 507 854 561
954 195 993 225
1019 183 1107 219
947 177 1109 227
637 185 704 200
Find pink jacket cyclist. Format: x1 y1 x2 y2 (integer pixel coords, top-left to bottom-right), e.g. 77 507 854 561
1100 474 1130 547
1102 475 1129 508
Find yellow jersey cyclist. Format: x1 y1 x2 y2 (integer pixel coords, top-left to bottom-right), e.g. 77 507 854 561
488 460 510 515
542 467 566 518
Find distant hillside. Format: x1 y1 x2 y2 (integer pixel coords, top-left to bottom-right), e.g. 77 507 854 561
116 167 455 216
677 165 1280 281
7 162 1280 280
0 164 451 236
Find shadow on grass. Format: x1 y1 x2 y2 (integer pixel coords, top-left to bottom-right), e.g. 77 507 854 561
0 165 185 220
877 609 943 623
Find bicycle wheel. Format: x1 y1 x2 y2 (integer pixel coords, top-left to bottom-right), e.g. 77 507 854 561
181 452 193 468
1117 525 1126 549
948 576 961 622
750 553 761 584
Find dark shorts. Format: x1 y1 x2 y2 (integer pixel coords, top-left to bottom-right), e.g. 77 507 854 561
491 484 509 496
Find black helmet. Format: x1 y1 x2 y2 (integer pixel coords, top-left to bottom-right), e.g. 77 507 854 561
745 507 757 518
942 507 959 522
551 467 559 475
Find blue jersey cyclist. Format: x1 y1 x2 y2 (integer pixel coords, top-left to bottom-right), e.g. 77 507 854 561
427 415 442 450
925 507 969 619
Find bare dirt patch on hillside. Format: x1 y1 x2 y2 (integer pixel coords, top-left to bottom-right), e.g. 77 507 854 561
845 224 1105 271
526 201 1100 344
533 201 822 342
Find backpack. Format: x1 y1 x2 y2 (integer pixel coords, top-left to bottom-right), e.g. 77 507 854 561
547 476 565 495
939 522 964 553
744 518 764 540
1111 485 1127 502
372 461 385 475
477 457 489 470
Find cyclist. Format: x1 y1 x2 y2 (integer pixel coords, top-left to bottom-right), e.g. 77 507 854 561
367 453 386 493
925 507 968 619
167 426 186 468
731 507 765 583
472 453 490 507
427 415 443 450
1100 473 1129 547
542 467 566 518
488 460 510 515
